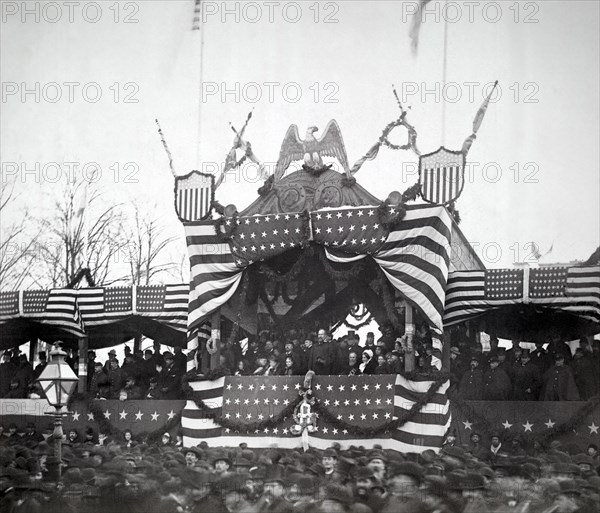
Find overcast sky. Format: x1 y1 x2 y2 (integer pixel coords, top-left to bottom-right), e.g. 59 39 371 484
2 0 599 274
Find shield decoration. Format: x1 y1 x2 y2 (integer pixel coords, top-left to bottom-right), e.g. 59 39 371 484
418 147 466 205
174 171 214 222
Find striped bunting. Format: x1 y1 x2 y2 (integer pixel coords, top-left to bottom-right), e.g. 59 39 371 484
21 289 85 336
185 220 244 332
444 266 600 327
186 322 211 372
529 266 600 324
372 205 452 334
182 375 450 453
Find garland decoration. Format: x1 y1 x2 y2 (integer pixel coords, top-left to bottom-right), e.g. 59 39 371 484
313 375 446 437
66 393 182 444
181 380 302 433
449 392 600 446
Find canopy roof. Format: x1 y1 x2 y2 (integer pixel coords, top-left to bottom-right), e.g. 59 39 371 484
0 284 188 350
444 265 600 340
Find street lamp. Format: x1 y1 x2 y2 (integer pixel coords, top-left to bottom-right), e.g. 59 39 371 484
36 343 79 482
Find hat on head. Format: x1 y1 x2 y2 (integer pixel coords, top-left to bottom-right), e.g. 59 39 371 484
450 347 460 356
521 348 531 356
323 448 338 459
441 445 466 462
212 453 231 467
108 349 117 355
323 484 352 505
264 464 286 485
163 351 174 360
559 479 581 496
390 461 424 483
366 449 386 463
354 466 375 481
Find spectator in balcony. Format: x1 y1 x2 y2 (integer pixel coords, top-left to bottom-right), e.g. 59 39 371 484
4 377 25 399
107 359 125 399
264 354 283 376
104 348 118 371
505 339 522 363
346 334 363 361
374 354 391 374
313 329 337 375
172 346 187 375
283 356 301 376
88 361 109 399
144 377 162 399
234 359 251 376
158 352 182 399
571 347 598 399
531 341 551 374
345 351 360 376
458 356 483 400
541 354 580 401
512 349 542 401
359 349 377 375
482 356 511 400
32 351 47 381
118 375 143 401
252 354 269 376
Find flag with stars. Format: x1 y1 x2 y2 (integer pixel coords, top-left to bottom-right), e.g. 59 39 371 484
0 399 186 437
6 289 86 336
450 400 600 449
181 375 450 452
444 265 600 327
528 266 600 324
228 212 308 267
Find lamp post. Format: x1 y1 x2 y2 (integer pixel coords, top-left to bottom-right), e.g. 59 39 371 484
36 343 79 483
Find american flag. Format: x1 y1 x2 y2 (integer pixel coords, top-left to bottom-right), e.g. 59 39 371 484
229 212 307 267
419 147 465 205
0 289 86 336
326 205 452 334
185 220 243 332
182 375 450 452
75 285 188 331
444 265 600 327
175 172 213 222
183 205 452 335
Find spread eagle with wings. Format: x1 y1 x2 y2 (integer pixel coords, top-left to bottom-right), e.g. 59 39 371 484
274 120 351 181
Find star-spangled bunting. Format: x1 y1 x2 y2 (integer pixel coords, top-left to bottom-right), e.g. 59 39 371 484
182 375 451 452
228 213 308 267
311 207 390 254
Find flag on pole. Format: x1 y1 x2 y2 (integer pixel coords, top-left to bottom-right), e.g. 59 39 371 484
409 0 433 55
192 0 201 30
462 81 498 154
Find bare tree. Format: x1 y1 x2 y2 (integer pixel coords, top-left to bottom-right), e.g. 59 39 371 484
0 177 41 290
31 178 126 288
123 203 179 285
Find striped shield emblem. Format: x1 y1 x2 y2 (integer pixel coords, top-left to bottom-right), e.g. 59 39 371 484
419 147 466 205
175 171 214 222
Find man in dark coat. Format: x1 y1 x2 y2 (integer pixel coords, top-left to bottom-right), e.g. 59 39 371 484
32 352 47 380
88 361 109 398
458 356 484 400
571 348 598 399
158 351 182 399
482 356 511 400
541 354 580 401
531 341 551 374
512 349 541 400
106 359 125 399
312 329 336 375
346 334 364 361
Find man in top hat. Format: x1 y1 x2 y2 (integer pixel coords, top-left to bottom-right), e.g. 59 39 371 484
482 356 511 400
260 465 293 513
158 351 182 399
512 348 542 400
541 354 580 401
32 352 47 381
458 356 484 400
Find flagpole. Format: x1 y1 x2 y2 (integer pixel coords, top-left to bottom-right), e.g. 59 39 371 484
441 0 448 146
194 1 205 169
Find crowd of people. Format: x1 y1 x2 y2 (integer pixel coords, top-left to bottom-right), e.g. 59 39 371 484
1 326 599 404
452 337 600 401
1 422 599 512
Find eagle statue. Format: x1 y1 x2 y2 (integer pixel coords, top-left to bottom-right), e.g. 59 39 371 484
274 120 351 181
